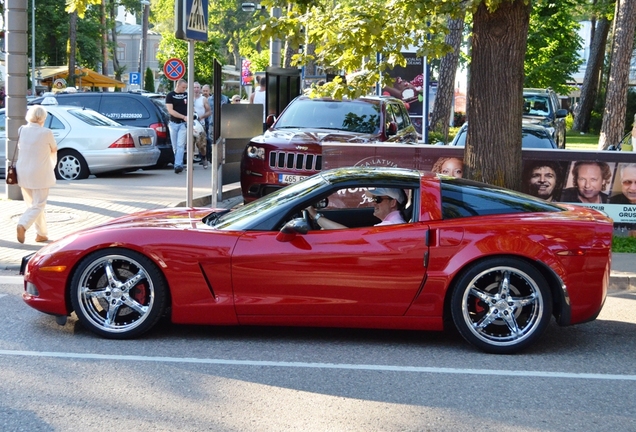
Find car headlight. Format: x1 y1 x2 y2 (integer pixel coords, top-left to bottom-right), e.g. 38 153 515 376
246 145 265 160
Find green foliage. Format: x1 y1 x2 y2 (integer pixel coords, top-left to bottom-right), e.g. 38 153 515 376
565 113 574 131
144 67 155 92
156 33 222 85
612 236 636 253
524 0 583 94
252 0 465 99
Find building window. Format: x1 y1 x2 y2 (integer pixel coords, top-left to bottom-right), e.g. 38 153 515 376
117 44 126 61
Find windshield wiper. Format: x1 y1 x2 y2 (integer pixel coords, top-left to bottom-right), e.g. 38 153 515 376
202 209 230 226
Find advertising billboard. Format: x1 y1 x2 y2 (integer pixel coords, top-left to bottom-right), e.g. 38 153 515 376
322 143 636 229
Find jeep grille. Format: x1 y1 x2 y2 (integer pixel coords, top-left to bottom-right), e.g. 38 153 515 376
269 151 322 171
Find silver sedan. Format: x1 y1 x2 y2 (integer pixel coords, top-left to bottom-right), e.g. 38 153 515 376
1 103 159 180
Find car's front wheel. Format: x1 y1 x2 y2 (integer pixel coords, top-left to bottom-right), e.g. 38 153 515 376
56 149 89 180
70 249 168 339
450 257 552 354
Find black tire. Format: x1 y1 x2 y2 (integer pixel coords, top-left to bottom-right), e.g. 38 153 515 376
56 149 90 180
450 257 552 354
70 248 168 339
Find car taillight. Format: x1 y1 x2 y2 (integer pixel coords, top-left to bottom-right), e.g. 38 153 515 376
109 134 136 148
149 122 167 139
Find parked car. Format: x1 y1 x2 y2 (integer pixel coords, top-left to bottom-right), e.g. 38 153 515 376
241 95 418 202
1 101 159 180
448 123 558 149
523 88 568 148
29 92 172 167
22 166 613 354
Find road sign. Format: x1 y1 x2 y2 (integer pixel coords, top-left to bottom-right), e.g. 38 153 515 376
175 0 208 42
129 72 141 85
163 58 186 81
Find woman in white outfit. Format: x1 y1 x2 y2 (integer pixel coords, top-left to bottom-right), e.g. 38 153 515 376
15 105 58 244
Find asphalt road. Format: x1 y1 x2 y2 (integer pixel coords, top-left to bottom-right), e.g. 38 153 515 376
1 271 635 432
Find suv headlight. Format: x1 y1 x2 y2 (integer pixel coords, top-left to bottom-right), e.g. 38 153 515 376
246 145 265 160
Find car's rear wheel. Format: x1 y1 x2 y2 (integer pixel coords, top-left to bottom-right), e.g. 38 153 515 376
450 257 552 354
56 149 89 180
70 249 167 339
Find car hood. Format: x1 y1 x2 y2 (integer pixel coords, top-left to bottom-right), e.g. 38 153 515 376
94 207 223 230
260 127 378 144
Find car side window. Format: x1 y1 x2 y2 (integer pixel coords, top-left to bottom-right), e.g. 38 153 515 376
388 104 405 130
58 96 100 110
45 113 65 130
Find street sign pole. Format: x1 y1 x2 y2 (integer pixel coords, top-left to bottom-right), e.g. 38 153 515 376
175 0 208 208
186 40 195 207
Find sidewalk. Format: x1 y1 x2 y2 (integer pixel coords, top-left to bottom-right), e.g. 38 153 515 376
1 181 634 292
1 182 242 271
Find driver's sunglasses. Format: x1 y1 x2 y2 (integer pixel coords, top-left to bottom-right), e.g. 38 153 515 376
372 196 393 203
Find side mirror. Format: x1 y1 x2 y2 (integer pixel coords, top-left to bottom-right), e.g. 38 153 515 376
555 109 568 119
313 198 329 209
276 218 310 242
266 114 276 128
386 121 398 137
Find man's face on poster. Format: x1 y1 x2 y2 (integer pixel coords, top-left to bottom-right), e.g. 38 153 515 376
620 166 636 203
576 164 605 202
529 166 556 200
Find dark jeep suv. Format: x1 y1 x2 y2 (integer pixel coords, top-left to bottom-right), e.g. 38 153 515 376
30 92 173 167
523 88 568 149
240 95 418 202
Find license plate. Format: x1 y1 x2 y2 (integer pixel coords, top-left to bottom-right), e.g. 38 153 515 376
139 136 152 146
279 174 307 184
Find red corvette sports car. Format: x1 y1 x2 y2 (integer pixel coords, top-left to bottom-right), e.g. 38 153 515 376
22 167 613 354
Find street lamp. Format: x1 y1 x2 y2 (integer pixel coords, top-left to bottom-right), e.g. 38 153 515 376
240 2 281 67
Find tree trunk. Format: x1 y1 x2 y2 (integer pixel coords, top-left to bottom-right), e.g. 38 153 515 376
305 43 316 76
283 39 295 68
598 0 636 149
573 18 610 132
430 12 466 142
68 11 78 86
110 1 121 76
465 0 531 189
101 0 108 77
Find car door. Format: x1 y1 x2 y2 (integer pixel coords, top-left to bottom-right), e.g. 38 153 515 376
231 223 429 316
44 110 71 143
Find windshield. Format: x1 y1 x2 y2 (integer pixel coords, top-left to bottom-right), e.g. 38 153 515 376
275 99 381 134
68 108 123 127
523 96 551 116
211 174 328 230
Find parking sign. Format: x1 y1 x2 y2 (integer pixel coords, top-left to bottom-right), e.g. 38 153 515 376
129 72 141 85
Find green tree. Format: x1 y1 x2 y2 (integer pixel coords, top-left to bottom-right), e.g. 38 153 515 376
144 67 155 92
524 0 583 94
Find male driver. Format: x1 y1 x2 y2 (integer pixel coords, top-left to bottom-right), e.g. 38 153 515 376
610 163 636 204
306 188 407 229
561 161 612 204
165 79 189 174
522 161 563 202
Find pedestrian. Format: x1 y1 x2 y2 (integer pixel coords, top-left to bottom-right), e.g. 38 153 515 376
165 79 189 174
249 76 267 131
192 82 211 168
231 95 241 103
15 105 58 244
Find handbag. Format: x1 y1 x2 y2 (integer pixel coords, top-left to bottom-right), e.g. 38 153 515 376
6 127 21 185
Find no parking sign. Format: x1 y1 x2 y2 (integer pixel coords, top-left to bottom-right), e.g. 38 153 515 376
163 58 186 81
